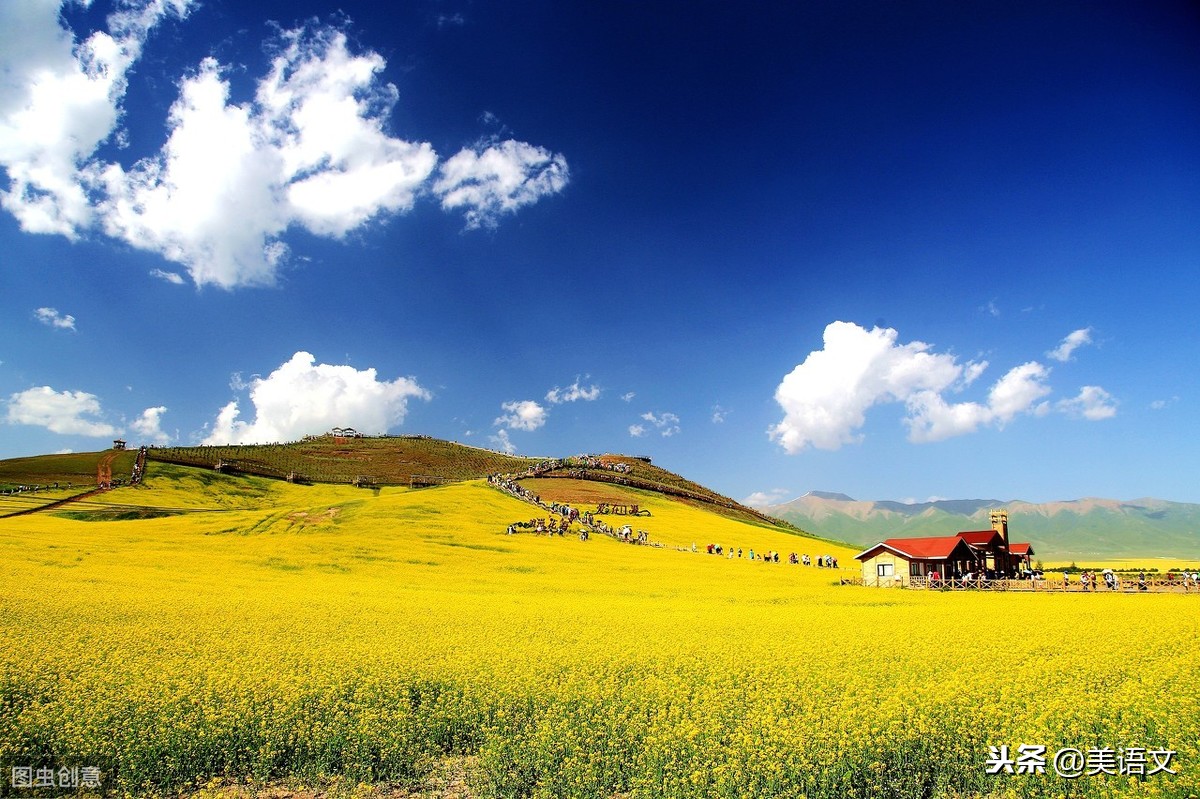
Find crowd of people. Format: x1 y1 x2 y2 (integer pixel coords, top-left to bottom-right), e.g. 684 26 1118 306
0 482 75 496
699 544 839 567
488 464 846 568
1063 569 1200 592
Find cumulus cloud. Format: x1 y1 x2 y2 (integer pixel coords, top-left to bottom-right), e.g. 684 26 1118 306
433 139 569 229
95 28 439 288
628 424 646 438
0 0 193 235
1047 327 1094 362
545 378 600 404
771 321 1105 452
1058 386 1117 420
904 362 1052 443
769 322 967 452
202 351 429 444
35 307 76 330
743 488 790 508
5 386 118 436
0 4 567 288
494 400 547 431
130 405 171 443
640 411 680 437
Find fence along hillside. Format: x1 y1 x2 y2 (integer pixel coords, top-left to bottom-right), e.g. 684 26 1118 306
148 436 540 486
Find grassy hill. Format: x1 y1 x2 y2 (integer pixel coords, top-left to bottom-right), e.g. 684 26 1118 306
148 435 539 484
0 449 137 489
141 437 795 532
2 436 801 538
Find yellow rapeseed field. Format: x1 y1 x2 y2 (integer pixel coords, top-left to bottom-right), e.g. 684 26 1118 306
1 464 1196 798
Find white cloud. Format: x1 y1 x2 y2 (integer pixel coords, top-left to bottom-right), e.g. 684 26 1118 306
987 362 1052 423
494 400 547 431
433 138 569 229
150 268 186 284
0 0 193 236
903 362 1054 443
130 405 171 444
97 28 440 288
545 378 600 404
1058 386 1117 421
621 392 635 403
1 8 566 288
34 307 76 330
771 322 1083 451
903 391 994 443
1150 396 1179 411
640 411 680 437
743 488 790 508
711 404 728 423
489 428 516 454
5 386 118 436
768 322 965 452
961 360 988 387
202 351 429 444
1047 327 1094 362
628 424 646 438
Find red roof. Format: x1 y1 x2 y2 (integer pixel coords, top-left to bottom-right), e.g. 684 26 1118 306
957 530 1005 549
1009 542 1034 556
855 535 977 562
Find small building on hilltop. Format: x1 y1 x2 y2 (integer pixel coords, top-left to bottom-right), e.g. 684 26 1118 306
854 510 1035 587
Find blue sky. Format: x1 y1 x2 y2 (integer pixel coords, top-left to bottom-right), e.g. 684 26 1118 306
2 0 1197 505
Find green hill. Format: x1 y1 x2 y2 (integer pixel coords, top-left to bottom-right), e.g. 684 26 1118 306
2 436 799 534
0 450 137 489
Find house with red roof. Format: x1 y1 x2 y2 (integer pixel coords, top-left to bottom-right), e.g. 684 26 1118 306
854 510 1036 586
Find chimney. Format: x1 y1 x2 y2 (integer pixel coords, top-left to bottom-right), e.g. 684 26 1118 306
990 510 1008 542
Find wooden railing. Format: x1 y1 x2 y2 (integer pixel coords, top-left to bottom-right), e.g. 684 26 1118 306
896 576 1200 593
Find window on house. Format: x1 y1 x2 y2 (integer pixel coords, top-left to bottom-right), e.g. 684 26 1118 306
877 563 893 577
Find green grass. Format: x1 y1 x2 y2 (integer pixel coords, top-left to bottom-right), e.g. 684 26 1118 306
0 450 137 490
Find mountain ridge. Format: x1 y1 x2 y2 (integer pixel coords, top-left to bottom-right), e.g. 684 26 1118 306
756 492 1200 559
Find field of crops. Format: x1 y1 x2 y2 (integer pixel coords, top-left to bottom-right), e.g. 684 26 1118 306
1 463 1196 798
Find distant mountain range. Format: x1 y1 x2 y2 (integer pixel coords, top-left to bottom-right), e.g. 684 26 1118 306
756 492 1200 561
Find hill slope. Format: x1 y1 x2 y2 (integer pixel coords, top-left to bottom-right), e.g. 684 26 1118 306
762 492 1200 559
2 437 805 536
